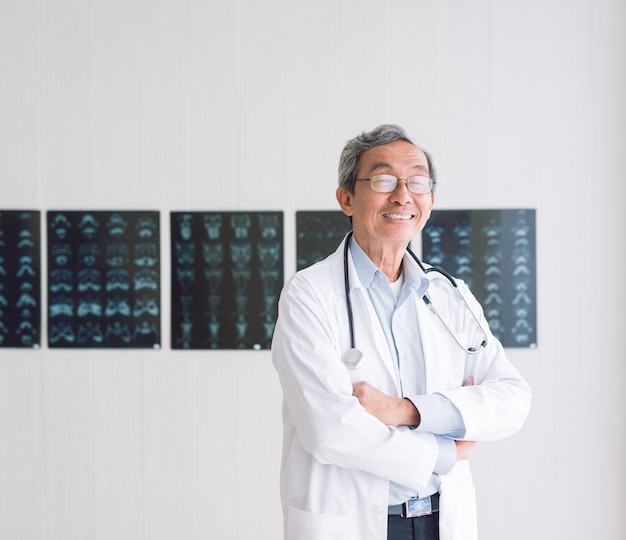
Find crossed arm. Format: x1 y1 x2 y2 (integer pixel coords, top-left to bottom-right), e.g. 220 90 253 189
352 378 477 461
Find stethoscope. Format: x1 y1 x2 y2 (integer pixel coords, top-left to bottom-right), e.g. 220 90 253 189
343 232 488 369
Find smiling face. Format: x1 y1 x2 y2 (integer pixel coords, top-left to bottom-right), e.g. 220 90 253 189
336 140 435 259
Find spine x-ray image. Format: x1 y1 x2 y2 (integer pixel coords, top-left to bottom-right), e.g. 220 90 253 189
296 211 352 270
422 209 537 348
171 211 283 350
0 211 41 348
47 211 161 348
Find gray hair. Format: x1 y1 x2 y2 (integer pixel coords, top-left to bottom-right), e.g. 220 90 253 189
337 124 437 194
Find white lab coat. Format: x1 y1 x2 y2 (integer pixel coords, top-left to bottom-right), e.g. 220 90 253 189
272 238 531 540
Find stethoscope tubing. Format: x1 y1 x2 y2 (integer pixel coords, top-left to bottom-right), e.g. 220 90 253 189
343 233 358 352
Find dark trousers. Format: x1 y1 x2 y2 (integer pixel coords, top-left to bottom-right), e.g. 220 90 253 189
387 513 439 540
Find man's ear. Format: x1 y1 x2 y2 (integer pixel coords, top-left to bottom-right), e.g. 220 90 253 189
336 186 353 217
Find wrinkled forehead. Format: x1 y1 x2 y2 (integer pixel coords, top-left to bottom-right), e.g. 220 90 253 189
357 140 430 177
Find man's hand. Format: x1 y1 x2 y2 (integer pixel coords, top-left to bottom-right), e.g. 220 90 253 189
455 375 477 461
455 440 477 461
352 375 478 447
352 381 420 427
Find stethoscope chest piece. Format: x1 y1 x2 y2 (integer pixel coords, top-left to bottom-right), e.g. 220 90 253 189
343 348 364 369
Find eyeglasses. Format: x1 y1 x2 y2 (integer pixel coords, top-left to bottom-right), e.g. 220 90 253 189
356 174 433 195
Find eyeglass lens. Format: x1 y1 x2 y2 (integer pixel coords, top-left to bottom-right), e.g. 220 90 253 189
369 174 431 194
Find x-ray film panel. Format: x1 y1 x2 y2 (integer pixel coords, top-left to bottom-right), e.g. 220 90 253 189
171 211 284 350
296 211 352 271
47 211 161 349
422 209 537 349
0 211 41 348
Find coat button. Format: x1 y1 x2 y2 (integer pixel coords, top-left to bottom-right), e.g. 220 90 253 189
373 505 384 516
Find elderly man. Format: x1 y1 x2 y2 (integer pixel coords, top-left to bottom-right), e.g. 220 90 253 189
272 124 531 540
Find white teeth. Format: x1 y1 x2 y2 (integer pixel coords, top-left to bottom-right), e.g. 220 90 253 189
384 213 412 220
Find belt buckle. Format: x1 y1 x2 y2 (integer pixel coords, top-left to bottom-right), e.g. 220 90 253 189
401 496 432 518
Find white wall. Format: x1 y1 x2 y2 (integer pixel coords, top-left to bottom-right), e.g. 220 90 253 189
1 0 625 538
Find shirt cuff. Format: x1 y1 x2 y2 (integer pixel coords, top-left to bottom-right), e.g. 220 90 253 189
409 393 466 438
434 435 456 475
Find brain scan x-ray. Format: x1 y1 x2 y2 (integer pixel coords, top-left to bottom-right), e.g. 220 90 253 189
0 211 41 348
171 211 283 350
296 211 352 270
422 209 537 348
47 211 161 348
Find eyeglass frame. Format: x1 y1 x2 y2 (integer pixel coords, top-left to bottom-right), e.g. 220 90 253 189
355 174 434 195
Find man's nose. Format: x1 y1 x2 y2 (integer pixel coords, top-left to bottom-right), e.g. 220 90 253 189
390 179 413 202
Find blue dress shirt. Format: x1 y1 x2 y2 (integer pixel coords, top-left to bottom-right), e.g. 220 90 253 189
349 237 465 504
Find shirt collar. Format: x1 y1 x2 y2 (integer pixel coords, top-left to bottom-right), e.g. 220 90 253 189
349 235 378 288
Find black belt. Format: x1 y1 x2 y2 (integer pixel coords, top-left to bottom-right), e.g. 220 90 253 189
388 493 440 518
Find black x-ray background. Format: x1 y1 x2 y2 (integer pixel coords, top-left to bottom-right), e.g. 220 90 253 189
171 211 283 350
296 211 352 270
422 209 537 348
0 210 41 348
47 211 161 348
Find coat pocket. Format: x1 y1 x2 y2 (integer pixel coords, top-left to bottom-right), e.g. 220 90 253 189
287 505 346 540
